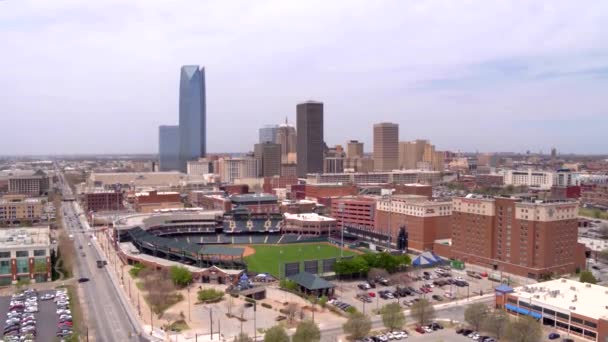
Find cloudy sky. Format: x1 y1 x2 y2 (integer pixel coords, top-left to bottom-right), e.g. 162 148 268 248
1 0 607 155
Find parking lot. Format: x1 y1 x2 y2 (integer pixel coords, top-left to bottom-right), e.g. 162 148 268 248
332 265 498 314
0 290 58 341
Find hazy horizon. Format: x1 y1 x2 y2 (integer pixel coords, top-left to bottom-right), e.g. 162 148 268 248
1 1 607 155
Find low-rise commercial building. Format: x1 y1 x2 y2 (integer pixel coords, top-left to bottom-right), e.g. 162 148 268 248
82 190 124 213
496 279 608 341
134 191 183 213
0 195 43 224
581 183 608 207
304 183 358 200
0 227 51 285
306 170 443 185
283 213 336 236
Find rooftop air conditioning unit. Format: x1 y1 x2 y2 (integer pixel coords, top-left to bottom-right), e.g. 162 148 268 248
569 306 576 310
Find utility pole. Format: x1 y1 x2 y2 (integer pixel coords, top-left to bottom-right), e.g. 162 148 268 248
209 308 213 339
253 302 257 342
339 202 345 257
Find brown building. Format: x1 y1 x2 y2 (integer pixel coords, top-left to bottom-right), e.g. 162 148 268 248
188 190 225 207
373 122 399 171
194 194 232 212
263 176 298 194
330 196 376 230
446 195 585 279
475 174 504 188
82 190 124 213
283 213 336 236
581 183 608 207
0 195 43 224
220 184 249 195
391 184 433 198
280 163 297 177
276 119 297 164
346 140 364 159
304 183 358 200
375 195 453 251
254 142 282 177
134 191 183 213
296 101 324 177
8 171 50 196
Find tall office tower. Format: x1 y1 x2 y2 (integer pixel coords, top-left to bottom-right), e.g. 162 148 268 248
276 118 297 163
373 122 399 171
179 65 206 172
254 142 281 177
346 140 364 159
158 125 180 171
259 125 278 144
296 101 324 177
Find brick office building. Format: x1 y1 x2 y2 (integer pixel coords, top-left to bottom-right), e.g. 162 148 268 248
581 183 608 207
446 195 586 279
0 227 51 285
304 183 358 200
375 195 453 251
134 191 183 213
82 190 124 213
330 196 377 230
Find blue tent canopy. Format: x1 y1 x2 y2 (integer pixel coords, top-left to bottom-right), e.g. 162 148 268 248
505 303 541 319
412 251 444 267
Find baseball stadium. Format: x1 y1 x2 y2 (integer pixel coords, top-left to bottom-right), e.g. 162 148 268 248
113 208 359 283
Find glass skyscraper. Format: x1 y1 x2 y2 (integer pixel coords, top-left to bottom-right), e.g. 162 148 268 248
179 65 206 172
259 124 278 144
158 125 180 171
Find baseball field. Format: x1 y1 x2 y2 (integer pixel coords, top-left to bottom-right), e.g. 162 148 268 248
244 243 358 277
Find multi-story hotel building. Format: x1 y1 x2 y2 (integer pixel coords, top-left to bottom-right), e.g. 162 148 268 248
447 195 585 278
375 195 453 251
82 190 124 213
0 195 43 224
8 171 50 196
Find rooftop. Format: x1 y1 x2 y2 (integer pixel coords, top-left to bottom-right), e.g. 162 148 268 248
283 213 336 222
230 193 278 203
512 278 608 320
287 272 335 290
0 227 50 247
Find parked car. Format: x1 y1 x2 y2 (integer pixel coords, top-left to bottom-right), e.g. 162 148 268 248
548 333 560 340
415 326 425 334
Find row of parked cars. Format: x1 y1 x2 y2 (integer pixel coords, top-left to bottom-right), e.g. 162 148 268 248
414 321 444 334
4 289 38 342
54 289 73 338
456 328 496 342
328 298 354 312
356 330 408 342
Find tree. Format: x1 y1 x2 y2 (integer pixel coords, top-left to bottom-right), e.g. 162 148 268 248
599 249 608 262
233 332 253 342
505 316 542 342
318 295 328 308
464 303 489 331
169 266 193 287
599 222 608 239
482 310 509 340
342 312 371 340
292 320 321 342
286 302 299 323
579 270 597 284
368 267 390 282
380 303 405 330
280 279 298 291
410 299 435 326
263 325 289 342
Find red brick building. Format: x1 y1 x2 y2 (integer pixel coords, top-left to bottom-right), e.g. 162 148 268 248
82 190 124 213
330 196 377 230
220 184 249 195
374 195 453 252
134 191 182 213
304 183 358 200
444 195 585 279
263 175 298 194
581 183 608 207
391 184 433 198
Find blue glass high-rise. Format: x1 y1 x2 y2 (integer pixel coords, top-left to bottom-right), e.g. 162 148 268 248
158 125 180 171
179 65 206 171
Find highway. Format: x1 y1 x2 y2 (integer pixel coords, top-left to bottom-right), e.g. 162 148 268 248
57 172 147 342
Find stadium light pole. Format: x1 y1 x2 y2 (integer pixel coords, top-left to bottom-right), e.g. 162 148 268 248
339 202 345 258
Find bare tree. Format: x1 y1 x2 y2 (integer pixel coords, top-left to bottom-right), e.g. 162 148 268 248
368 268 390 282
286 302 298 323
410 299 435 326
224 295 234 316
505 316 542 342
482 310 509 340
599 222 608 239
464 303 489 331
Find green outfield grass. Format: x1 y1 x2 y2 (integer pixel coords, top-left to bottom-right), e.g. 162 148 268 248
245 243 358 277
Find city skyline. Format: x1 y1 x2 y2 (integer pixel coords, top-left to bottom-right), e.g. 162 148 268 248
1 1 608 155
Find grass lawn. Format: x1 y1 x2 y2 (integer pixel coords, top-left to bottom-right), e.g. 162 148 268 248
580 207 608 220
245 243 358 277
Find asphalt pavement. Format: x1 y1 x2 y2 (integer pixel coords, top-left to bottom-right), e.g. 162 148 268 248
59 173 147 342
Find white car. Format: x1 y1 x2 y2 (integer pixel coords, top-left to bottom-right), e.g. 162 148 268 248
392 331 407 339
375 335 388 342
472 334 481 340
423 326 433 333
386 332 395 340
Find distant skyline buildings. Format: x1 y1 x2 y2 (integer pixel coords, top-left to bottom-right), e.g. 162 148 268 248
373 122 399 171
276 118 297 164
296 101 324 178
259 125 278 144
179 66 206 172
158 125 180 172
